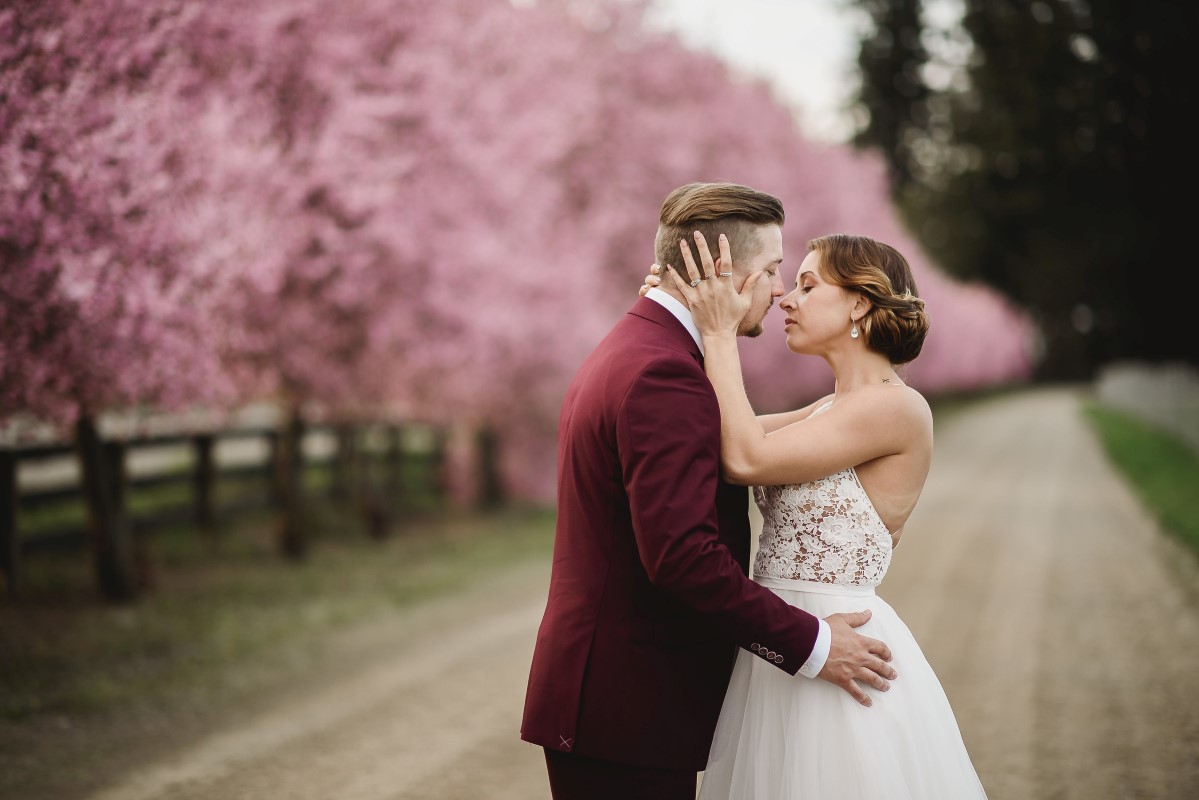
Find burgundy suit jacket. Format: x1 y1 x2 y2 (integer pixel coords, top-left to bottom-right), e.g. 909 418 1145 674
520 297 821 771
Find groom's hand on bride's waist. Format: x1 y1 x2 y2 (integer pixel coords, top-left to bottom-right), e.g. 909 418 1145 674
817 609 897 707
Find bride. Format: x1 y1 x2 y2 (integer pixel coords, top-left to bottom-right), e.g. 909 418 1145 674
642 231 987 799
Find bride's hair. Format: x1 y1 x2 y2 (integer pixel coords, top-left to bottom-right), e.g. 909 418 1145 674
808 234 930 365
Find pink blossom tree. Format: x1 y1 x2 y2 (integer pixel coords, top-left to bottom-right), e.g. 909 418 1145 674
0 1 254 597
1 0 1038 561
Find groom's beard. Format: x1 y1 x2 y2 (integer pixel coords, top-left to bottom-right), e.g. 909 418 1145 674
740 302 772 337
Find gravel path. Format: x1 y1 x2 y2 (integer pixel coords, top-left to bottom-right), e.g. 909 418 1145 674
80 386 1199 800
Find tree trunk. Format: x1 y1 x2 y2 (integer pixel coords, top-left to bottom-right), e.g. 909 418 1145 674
76 415 139 602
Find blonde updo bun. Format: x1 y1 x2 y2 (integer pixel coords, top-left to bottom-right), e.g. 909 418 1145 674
807 234 930 365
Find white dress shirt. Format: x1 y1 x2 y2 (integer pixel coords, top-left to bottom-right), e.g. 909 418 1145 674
644 289 832 678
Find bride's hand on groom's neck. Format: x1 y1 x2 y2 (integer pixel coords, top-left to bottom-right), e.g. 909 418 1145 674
638 263 663 297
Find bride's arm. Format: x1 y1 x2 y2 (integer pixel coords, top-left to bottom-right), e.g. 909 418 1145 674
702 337 918 485
758 395 834 434
699 332 773 478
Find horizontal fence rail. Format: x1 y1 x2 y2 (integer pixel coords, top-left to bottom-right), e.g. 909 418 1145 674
0 421 450 594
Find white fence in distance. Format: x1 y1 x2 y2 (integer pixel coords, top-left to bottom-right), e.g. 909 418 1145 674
1095 361 1199 455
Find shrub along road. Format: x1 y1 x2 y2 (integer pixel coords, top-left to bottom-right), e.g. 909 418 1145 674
64 387 1199 799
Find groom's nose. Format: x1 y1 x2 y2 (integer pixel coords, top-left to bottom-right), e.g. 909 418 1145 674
770 273 785 298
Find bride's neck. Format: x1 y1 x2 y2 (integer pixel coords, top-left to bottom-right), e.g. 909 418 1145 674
826 350 897 394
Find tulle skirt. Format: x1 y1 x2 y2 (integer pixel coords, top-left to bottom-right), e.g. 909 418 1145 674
698 576 987 800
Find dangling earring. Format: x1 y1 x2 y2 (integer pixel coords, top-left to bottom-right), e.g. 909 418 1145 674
850 319 859 339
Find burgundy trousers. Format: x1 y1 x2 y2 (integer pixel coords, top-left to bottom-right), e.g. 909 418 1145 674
543 748 697 800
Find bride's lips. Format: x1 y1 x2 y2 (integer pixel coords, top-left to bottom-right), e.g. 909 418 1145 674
783 317 797 328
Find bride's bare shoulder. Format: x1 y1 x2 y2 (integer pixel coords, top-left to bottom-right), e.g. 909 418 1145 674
846 384 932 434
894 384 932 421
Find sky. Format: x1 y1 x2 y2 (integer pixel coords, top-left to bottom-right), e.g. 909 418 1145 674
644 0 869 144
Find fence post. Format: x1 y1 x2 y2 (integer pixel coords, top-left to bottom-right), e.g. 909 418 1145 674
357 424 391 540
265 429 282 506
431 427 448 505
476 425 504 510
332 425 355 502
194 434 216 532
386 425 405 507
105 440 152 592
273 409 308 559
0 450 18 594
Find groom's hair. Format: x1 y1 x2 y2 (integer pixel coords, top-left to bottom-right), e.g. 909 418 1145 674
654 182 785 276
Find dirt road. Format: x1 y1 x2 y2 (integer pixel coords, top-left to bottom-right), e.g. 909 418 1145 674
81 387 1199 800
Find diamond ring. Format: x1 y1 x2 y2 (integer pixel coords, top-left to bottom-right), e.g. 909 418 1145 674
690 279 701 287
718 272 732 277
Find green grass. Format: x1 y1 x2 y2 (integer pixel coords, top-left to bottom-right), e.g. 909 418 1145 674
0 502 555 723
1083 401 1199 554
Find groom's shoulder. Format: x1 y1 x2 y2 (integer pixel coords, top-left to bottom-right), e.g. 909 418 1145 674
595 335 709 406
596 314 699 370
573 318 701 396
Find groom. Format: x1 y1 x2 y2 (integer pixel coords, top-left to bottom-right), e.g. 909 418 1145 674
520 182 896 799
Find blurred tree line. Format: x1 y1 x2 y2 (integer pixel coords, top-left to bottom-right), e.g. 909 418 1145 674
850 0 1197 379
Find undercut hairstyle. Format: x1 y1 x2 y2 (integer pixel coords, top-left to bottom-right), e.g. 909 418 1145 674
808 234 930 365
654 182 785 276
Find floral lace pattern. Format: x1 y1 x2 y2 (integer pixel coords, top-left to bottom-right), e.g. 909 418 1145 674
752 403 892 587
752 472 893 586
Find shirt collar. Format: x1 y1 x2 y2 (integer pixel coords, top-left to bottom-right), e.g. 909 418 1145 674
645 287 704 356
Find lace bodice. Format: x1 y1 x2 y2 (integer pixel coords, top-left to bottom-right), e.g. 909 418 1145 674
752 403 893 587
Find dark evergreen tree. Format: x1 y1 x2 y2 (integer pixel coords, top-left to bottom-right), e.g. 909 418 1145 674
852 0 930 191
851 0 1197 377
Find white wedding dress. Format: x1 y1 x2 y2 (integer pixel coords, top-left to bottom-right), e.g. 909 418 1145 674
698 403 988 799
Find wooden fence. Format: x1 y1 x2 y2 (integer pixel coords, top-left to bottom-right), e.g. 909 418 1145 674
0 420 449 597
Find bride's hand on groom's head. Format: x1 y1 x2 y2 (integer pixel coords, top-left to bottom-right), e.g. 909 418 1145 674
668 230 763 336
638 264 663 297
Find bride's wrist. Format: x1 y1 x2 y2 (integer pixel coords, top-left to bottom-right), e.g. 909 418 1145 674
702 330 738 343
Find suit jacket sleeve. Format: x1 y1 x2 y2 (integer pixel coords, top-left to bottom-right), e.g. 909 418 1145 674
616 354 820 674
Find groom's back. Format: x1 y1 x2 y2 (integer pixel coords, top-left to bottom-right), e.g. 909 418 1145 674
554 310 687 524
521 297 752 772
